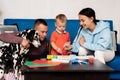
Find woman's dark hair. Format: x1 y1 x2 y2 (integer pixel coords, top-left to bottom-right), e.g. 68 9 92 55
34 19 48 28
78 8 99 24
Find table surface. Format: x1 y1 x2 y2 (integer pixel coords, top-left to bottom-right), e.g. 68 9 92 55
21 59 114 73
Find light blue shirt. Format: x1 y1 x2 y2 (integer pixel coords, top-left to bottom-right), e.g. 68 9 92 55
71 21 113 53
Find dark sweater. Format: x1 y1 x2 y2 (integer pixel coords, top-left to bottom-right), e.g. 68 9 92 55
0 32 49 61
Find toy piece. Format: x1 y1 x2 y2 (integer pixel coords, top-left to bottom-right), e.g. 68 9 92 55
71 59 78 64
47 55 53 60
88 57 94 64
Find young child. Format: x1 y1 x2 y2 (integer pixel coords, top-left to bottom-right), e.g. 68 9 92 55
50 14 72 55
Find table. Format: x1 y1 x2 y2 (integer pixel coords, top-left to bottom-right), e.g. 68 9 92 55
21 59 113 80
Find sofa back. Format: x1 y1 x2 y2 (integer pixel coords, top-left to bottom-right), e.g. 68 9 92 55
4 19 113 43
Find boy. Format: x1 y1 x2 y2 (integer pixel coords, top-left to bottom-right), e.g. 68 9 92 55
50 14 72 55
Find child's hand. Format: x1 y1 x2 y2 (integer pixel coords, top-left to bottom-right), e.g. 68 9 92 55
56 48 62 54
64 42 72 50
67 51 72 55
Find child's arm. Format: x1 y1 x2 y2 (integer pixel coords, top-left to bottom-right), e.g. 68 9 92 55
64 33 72 51
51 42 62 54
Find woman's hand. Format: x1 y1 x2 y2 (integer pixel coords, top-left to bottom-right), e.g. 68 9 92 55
79 36 85 46
21 39 30 48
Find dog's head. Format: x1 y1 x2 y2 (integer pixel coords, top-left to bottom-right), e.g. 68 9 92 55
18 29 41 48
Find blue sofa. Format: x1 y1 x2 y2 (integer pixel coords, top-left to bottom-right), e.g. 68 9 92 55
4 19 120 79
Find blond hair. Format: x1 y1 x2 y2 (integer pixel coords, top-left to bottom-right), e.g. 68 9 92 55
56 14 67 23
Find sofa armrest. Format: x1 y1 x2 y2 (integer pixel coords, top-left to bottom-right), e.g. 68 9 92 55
116 44 120 55
111 31 117 51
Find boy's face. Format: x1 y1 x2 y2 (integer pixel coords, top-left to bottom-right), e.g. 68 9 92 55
55 19 66 33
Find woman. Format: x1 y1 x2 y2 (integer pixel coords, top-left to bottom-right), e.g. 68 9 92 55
72 8 115 64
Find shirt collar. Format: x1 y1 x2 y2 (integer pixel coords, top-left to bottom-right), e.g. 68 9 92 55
56 28 66 34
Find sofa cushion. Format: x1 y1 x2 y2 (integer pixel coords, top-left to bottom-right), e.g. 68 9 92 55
110 72 120 79
107 55 120 71
107 55 120 79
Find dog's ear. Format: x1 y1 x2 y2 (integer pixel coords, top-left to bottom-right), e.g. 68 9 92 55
26 29 36 42
17 29 35 42
17 29 29 37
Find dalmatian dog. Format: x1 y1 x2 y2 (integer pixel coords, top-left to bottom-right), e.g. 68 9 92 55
0 29 41 80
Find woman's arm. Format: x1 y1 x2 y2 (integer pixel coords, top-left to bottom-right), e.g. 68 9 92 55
83 29 112 51
71 28 83 53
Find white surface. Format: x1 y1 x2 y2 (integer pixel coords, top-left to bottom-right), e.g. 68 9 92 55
51 55 94 63
52 59 70 63
75 55 94 60
52 55 71 63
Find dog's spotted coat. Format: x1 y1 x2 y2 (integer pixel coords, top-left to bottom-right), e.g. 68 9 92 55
0 29 41 79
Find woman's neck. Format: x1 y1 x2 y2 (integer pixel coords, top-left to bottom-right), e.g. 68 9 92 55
89 22 96 32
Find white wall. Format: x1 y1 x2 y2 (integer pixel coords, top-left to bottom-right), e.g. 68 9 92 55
0 0 120 43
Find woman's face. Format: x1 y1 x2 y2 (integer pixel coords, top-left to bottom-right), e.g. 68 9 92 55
79 14 94 29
